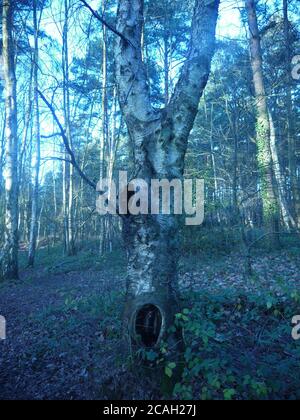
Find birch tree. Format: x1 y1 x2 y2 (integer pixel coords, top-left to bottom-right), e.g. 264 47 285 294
99 0 108 255
0 0 19 280
114 0 220 347
283 0 300 228
63 0 76 256
28 0 42 266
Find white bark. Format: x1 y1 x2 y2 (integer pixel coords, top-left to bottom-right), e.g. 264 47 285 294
0 0 19 280
115 0 220 347
28 0 42 266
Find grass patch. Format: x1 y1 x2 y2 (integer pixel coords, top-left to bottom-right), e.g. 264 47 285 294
19 245 127 276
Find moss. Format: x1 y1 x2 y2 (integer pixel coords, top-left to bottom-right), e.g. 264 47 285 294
255 118 279 224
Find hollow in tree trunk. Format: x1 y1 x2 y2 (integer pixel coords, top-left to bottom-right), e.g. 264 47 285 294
115 0 220 349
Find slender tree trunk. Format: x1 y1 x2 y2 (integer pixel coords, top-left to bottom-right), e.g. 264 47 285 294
106 86 119 253
28 0 42 266
0 0 19 281
225 101 241 225
63 0 76 256
52 161 58 246
283 0 300 228
269 111 296 230
18 77 33 247
115 0 220 349
0 110 6 187
62 149 69 254
37 196 45 249
209 105 221 224
19 74 32 189
68 164 75 254
232 116 239 224
245 0 280 248
163 31 170 106
99 3 108 255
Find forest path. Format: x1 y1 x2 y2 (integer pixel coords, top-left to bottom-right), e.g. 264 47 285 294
0 265 129 400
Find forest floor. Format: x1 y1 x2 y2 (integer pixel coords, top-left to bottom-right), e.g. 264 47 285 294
0 242 300 400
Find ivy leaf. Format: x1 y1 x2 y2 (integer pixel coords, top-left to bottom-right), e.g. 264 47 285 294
165 367 173 378
223 389 236 400
165 362 177 378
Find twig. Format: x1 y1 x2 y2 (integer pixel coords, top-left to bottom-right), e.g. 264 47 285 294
79 0 134 48
41 132 62 139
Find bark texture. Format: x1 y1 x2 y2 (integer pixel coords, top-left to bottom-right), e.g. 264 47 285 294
28 0 41 267
99 1 108 255
115 0 220 348
283 0 300 228
0 0 19 281
246 0 280 247
62 0 76 256
269 112 296 231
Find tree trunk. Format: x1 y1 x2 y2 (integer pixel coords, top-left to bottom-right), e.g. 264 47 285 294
163 30 170 106
0 0 19 281
63 0 76 256
283 0 300 228
28 0 42 267
245 0 280 248
99 2 108 255
0 110 6 188
209 104 221 224
62 147 70 254
269 111 296 231
232 113 239 225
115 0 220 349
106 86 120 253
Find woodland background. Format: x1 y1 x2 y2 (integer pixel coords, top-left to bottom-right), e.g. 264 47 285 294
0 0 300 400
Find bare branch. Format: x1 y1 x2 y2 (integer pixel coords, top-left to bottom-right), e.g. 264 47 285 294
79 0 134 47
38 90 97 191
41 132 63 139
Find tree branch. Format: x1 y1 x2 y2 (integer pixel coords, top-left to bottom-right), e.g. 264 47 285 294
41 132 63 139
79 0 134 48
38 90 97 191
168 0 220 142
115 0 159 144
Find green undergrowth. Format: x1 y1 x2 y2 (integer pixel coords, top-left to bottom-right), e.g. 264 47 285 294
19 244 126 276
142 287 300 400
182 226 300 256
14 237 300 400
